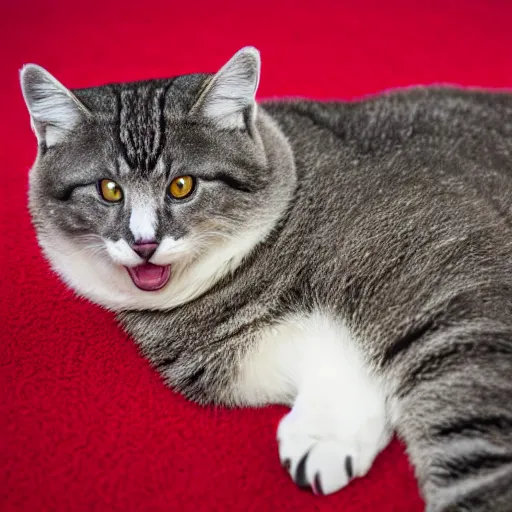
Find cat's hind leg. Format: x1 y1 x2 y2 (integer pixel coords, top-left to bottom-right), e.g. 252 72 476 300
385 316 512 512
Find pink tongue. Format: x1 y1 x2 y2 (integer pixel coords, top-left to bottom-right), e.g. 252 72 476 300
126 264 171 291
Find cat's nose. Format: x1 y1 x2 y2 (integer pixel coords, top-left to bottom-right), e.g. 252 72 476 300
131 242 158 260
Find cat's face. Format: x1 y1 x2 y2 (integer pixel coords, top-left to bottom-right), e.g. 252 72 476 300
21 48 295 311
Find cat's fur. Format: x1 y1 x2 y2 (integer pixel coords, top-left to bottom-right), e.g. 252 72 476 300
20 47 512 510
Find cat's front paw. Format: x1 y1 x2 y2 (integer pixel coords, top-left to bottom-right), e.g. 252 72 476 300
277 407 389 495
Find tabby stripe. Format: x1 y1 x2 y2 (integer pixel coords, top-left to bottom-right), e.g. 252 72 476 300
397 333 512 398
154 355 180 370
200 173 254 193
438 451 512 482
216 173 253 193
181 367 206 389
381 314 442 367
452 466 512 511
115 90 130 169
212 317 272 348
115 81 175 175
432 415 512 439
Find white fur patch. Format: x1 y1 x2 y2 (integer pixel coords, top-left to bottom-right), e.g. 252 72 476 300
148 226 268 308
151 236 179 259
105 239 142 267
39 213 273 311
234 311 391 494
233 311 387 408
39 231 138 309
129 201 157 242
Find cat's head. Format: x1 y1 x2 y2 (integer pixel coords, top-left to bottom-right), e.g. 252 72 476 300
20 47 295 311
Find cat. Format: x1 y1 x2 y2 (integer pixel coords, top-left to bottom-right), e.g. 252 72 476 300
20 46 512 511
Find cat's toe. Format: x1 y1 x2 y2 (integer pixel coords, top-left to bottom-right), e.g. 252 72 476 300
278 434 355 495
277 409 388 495
304 439 356 494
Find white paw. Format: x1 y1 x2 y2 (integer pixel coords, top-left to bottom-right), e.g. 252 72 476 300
277 407 390 495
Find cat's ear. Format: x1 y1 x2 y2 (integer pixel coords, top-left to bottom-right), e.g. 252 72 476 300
190 46 261 130
20 64 89 148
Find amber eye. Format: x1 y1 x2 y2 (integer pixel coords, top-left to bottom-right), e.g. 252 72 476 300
169 175 195 199
99 179 123 203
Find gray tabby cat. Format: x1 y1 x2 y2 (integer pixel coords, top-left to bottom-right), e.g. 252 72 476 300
20 47 512 511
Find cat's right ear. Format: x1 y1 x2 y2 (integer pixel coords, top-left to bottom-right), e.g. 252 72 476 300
20 65 89 148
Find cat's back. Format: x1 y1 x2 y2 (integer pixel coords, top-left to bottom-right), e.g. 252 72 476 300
262 86 512 221
262 86 512 152
259 87 512 319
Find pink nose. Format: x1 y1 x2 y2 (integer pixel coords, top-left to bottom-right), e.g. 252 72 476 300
131 243 158 260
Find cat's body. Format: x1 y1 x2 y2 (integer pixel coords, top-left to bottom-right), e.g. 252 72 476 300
21 48 512 511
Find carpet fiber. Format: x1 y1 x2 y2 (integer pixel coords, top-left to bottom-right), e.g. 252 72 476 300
2 1 512 510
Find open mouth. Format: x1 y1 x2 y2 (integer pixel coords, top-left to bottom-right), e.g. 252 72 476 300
126 263 171 291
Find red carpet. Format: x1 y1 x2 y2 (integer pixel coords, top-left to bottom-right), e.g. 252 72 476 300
2 1 512 510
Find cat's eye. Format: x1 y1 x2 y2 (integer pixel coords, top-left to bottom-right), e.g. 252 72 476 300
169 175 195 199
99 179 123 203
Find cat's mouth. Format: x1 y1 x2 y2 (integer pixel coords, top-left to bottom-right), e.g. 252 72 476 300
125 264 171 292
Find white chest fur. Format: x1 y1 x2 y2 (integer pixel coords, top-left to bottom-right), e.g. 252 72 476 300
234 310 384 408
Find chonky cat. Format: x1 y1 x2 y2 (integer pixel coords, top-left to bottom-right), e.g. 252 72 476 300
20 47 512 511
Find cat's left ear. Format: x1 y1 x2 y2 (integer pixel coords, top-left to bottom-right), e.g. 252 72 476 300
190 46 260 130
20 64 90 148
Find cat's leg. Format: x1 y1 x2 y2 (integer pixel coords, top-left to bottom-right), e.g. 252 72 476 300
234 311 392 494
276 371 391 494
387 321 512 511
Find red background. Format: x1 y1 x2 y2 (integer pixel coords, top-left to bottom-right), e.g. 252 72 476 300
2 1 512 510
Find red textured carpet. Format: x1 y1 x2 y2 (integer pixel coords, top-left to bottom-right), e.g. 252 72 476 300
2 1 512 510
